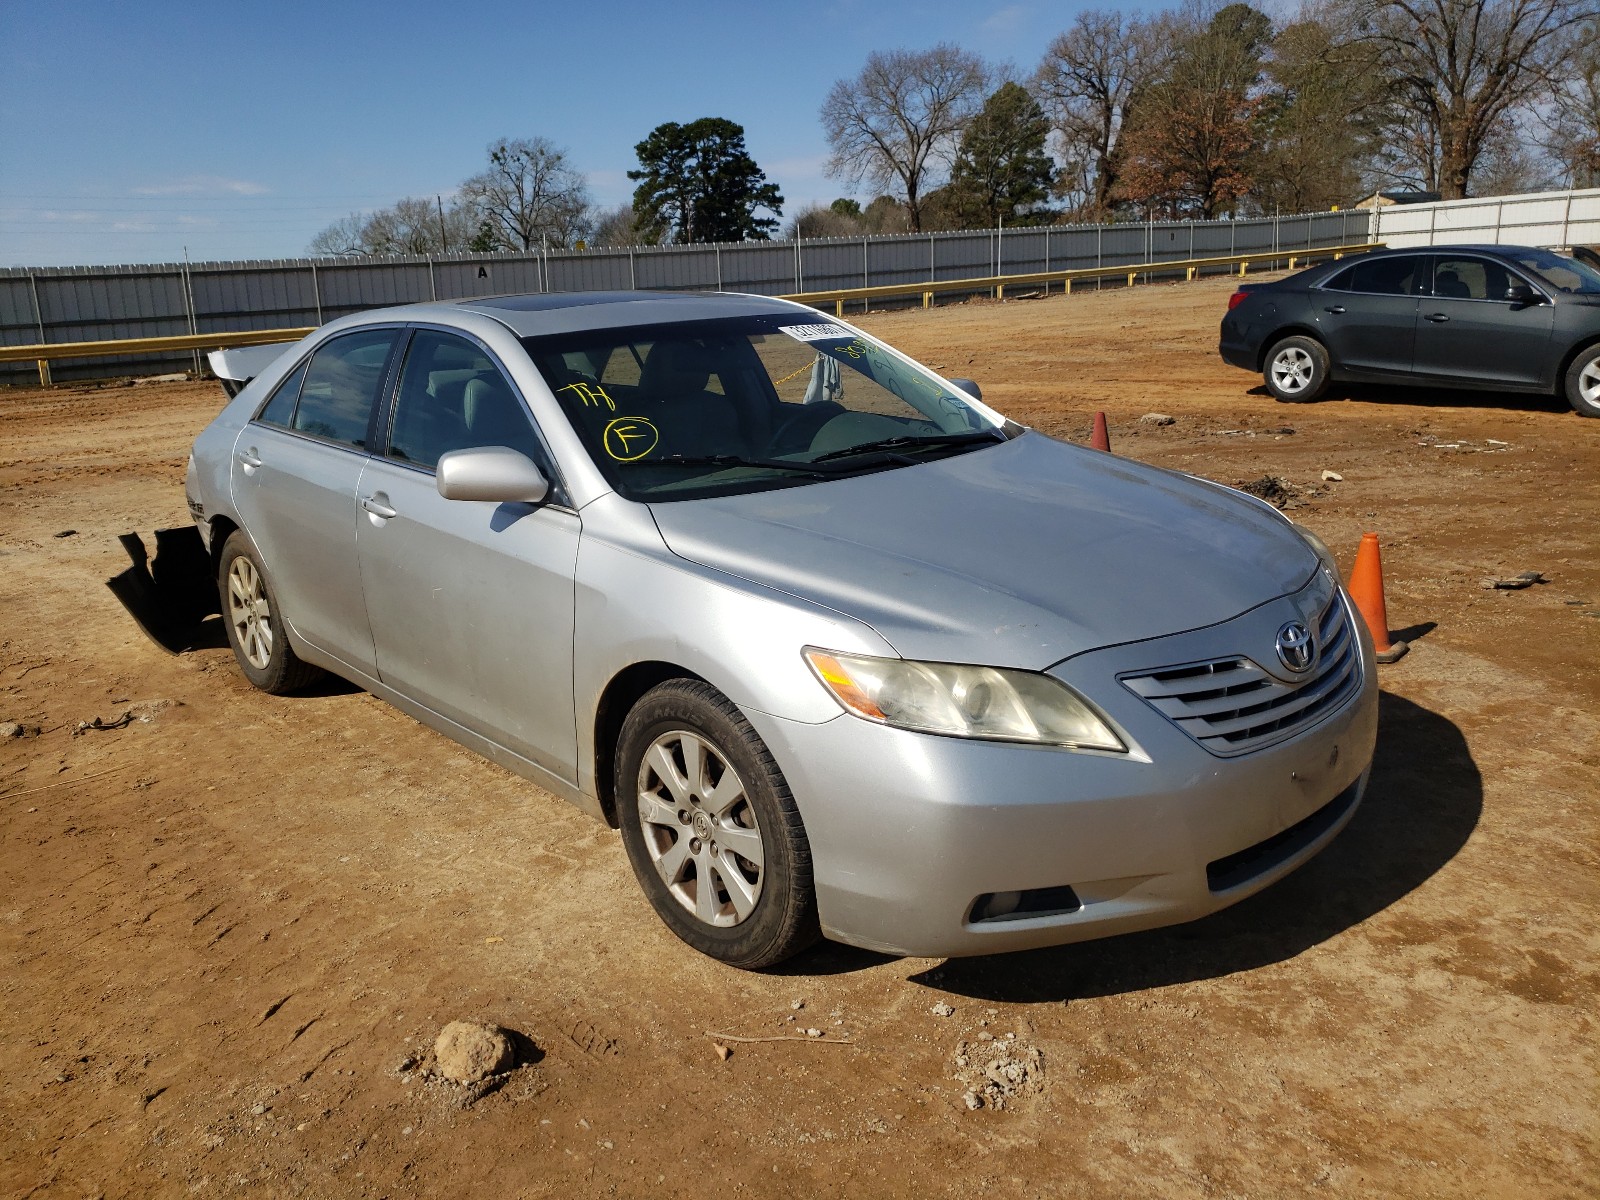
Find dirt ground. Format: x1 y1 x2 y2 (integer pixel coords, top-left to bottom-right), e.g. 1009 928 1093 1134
2 274 1596 1199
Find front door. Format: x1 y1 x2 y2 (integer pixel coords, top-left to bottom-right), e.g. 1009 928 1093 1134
1412 254 1555 388
354 329 581 782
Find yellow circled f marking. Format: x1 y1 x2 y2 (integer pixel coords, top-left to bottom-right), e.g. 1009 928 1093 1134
603 416 660 461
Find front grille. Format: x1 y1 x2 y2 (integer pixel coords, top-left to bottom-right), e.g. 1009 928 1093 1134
1120 594 1361 757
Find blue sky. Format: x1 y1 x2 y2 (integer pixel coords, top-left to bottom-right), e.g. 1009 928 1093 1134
0 0 1127 267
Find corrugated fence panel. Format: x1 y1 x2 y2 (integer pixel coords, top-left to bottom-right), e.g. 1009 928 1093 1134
1 203 1412 383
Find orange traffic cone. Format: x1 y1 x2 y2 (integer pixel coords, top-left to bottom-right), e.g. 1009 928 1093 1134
1347 532 1408 663
1090 411 1111 452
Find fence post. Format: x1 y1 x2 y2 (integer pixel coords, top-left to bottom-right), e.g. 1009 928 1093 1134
28 273 45 342
1428 203 1437 246
862 236 868 311
629 248 637 290
794 239 801 293
181 256 201 376
427 255 437 301
929 233 935 283
715 245 722 291
1494 200 1504 244
1562 191 1574 246
1044 226 1050 296
310 261 324 324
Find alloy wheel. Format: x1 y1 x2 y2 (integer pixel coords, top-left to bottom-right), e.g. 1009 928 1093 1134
635 729 764 927
1271 347 1313 394
1580 358 1600 407
226 556 273 670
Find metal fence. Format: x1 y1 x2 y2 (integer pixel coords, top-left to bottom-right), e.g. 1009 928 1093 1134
1370 186 1600 249
0 209 1371 384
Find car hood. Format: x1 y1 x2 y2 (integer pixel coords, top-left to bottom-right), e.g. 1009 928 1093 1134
648 432 1317 669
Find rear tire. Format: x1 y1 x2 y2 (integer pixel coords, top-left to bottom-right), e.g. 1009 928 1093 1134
1563 344 1600 417
1263 335 1330 403
218 531 324 695
616 679 820 969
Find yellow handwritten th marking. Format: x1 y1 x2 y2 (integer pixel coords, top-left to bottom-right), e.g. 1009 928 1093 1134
560 381 616 410
603 416 660 461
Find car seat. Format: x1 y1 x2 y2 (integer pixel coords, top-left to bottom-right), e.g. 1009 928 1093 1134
1435 269 1471 299
462 375 542 461
634 341 744 457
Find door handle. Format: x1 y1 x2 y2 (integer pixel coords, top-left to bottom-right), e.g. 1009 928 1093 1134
361 495 397 519
1424 313 1450 323
1323 305 1345 314
237 447 262 469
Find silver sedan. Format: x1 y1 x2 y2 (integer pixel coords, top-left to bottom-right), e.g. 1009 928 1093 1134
187 290 1378 968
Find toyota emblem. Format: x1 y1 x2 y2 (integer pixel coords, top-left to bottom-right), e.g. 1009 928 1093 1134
1275 621 1315 673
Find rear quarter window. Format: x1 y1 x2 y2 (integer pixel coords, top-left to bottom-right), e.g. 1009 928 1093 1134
255 360 308 427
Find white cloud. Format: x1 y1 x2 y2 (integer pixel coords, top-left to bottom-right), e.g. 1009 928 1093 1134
982 4 1027 34
133 175 269 197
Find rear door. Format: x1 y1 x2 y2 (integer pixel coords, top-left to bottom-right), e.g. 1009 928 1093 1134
354 328 581 782
1412 253 1555 388
231 327 400 674
1317 254 1425 375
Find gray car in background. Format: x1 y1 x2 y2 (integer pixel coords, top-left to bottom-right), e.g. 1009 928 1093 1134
186 290 1378 968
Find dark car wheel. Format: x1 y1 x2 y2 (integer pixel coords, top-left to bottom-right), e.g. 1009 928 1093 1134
1263 335 1330 403
218 530 324 694
616 679 820 969
1563 344 1600 418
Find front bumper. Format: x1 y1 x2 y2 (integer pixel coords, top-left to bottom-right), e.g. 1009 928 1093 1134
745 587 1379 959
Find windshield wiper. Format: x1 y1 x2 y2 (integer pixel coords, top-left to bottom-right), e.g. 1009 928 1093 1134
633 453 831 476
809 429 1006 465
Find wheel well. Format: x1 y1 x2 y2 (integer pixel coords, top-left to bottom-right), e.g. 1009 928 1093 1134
1555 336 1600 395
1256 326 1325 371
592 661 706 828
205 515 240 578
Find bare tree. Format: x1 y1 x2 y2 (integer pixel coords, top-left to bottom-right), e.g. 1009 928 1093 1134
307 197 476 257
587 203 643 248
1356 0 1589 197
1539 17 1600 187
820 45 988 231
308 213 368 256
459 137 592 252
1033 10 1161 216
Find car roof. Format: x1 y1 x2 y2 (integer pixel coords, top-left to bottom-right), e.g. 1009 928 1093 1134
1363 243 1538 258
358 289 815 339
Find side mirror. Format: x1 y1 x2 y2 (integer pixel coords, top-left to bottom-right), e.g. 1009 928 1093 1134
949 377 982 402
1504 283 1541 306
436 446 550 504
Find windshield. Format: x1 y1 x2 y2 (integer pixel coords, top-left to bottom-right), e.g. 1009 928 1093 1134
522 316 1007 501
1506 247 1600 295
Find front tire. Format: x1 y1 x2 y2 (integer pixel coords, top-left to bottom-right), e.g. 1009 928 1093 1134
1264 335 1330 403
1563 344 1600 417
218 531 324 694
616 679 819 969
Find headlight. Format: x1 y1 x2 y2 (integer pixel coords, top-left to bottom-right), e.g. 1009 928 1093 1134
803 648 1126 752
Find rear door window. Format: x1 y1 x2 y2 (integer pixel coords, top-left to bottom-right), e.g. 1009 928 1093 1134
1348 256 1421 296
290 330 399 449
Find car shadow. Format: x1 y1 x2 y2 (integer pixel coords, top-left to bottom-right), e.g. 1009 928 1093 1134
881 690 1480 1001
1247 381 1569 416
